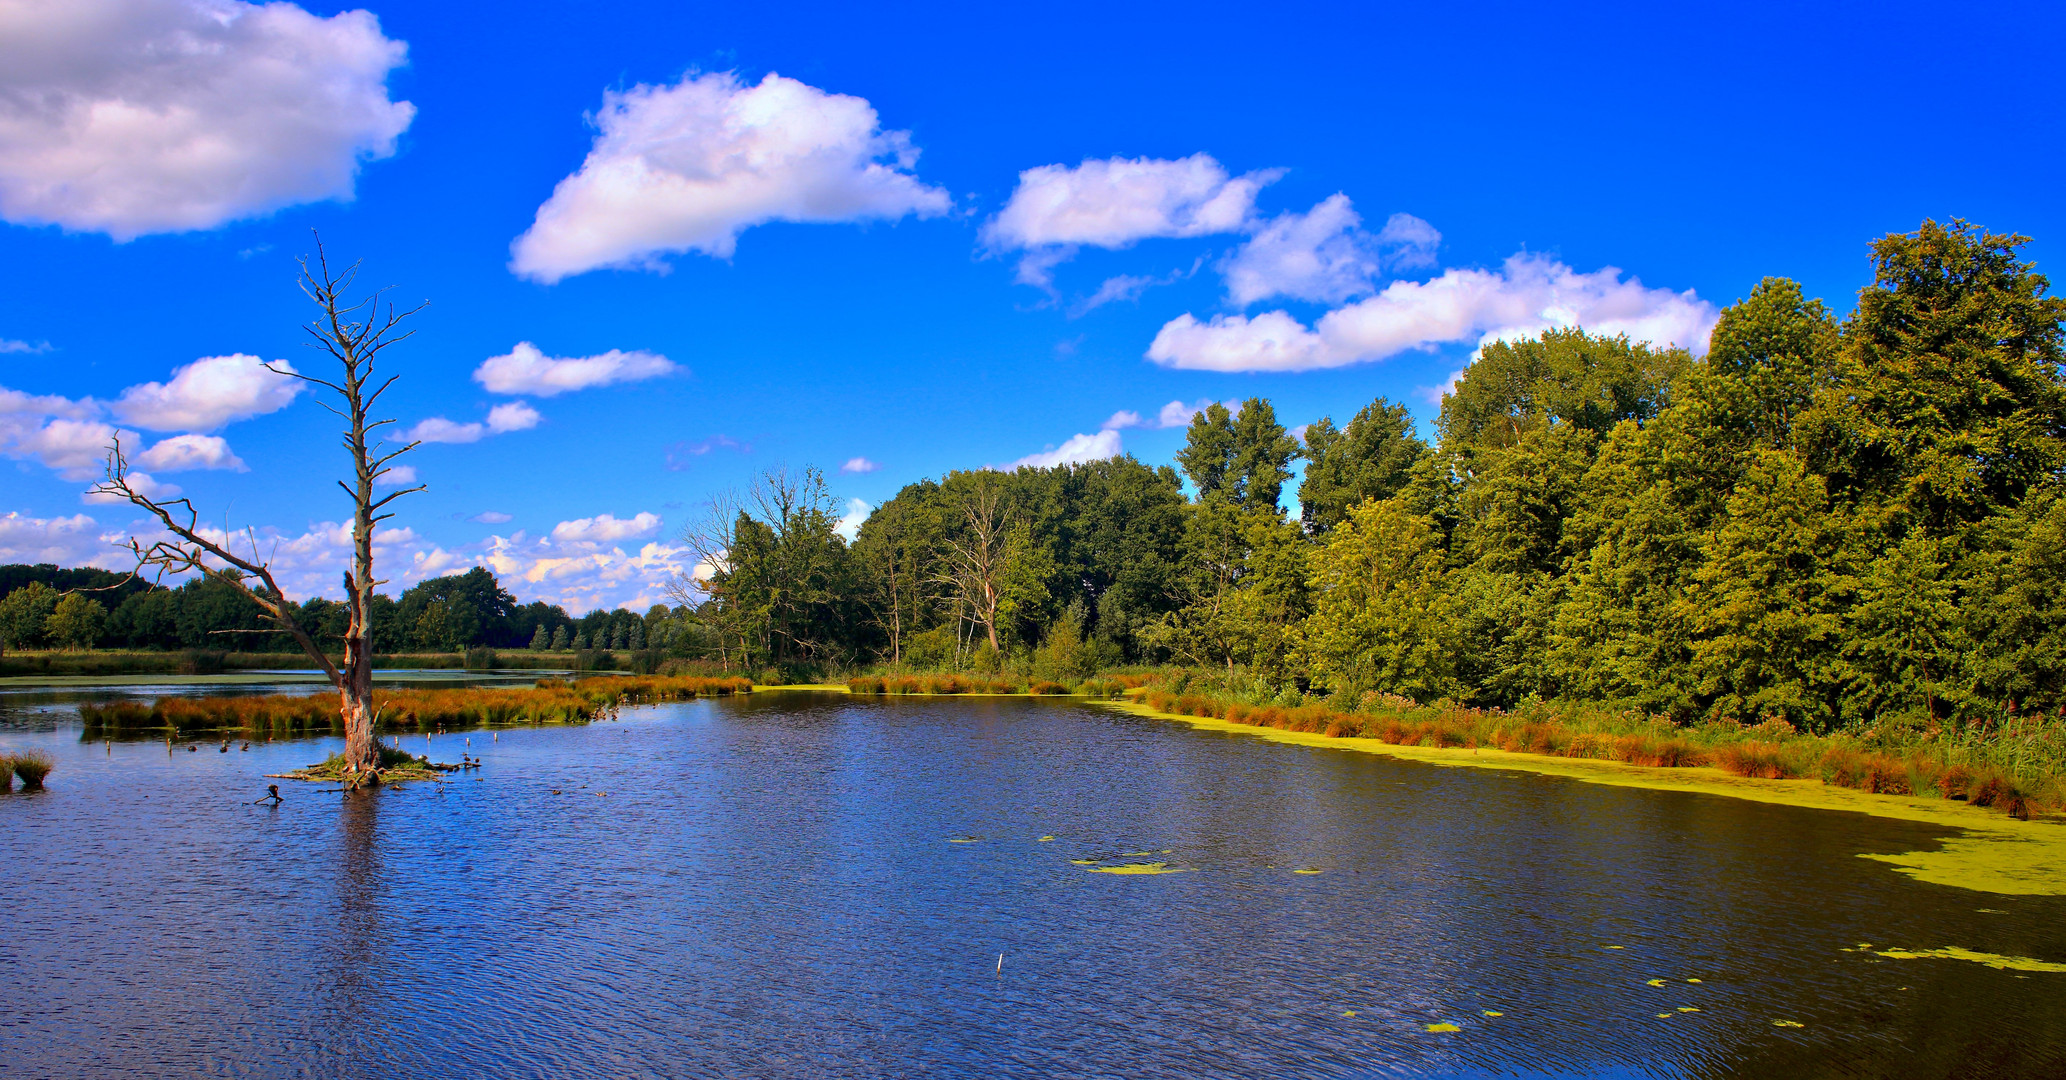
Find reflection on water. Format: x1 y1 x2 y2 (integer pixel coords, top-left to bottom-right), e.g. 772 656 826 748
1 692 2062 1078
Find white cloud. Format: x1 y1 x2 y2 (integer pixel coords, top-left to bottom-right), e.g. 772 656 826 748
14 417 126 480
1 338 52 354
113 354 301 432
473 341 675 397
983 154 1278 287
1220 199 1441 306
840 456 878 474
0 0 413 239
482 530 691 613
407 401 540 444
0 509 124 567
82 470 178 504
834 497 869 542
135 433 244 472
551 512 661 544
1375 212 1441 270
1149 254 1718 372
1105 398 1218 431
374 464 417 487
470 511 512 524
1001 429 1124 470
510 70 950 283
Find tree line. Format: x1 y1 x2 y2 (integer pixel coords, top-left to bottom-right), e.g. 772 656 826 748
0 563 676 657
683 220 2066 731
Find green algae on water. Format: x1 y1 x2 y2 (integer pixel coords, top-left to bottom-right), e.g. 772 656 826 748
1873 946 2066 973
1110 697 2066 897
1086 862 1187 875
1424 1022 1460 1033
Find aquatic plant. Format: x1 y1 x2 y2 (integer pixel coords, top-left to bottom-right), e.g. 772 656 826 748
1124 672 2066 820
1028 680 1069 695
12 751 53 789
78 674 754 738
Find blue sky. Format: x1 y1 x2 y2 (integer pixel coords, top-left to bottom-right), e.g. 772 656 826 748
2 0 2062 613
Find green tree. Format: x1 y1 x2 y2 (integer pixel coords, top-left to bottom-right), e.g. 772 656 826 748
528 624 548 650
1299 498 1459 702
1298 396 1428 534
0 581 60 650
45 593 106 651
1175 398 1301 509
550 624 569 650
1841 219 2066 530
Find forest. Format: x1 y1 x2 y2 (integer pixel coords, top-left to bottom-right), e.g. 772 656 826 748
681 220 2066 732
6 220 2063 736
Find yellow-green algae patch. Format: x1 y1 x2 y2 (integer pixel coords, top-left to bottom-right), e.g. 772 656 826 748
1293 868 1324 875
1108 698 2066 897
1425 1023 1461 1033
1087 862 1187 875
1068 858 1099 865
1481 1011 1503 1017
1872 946 2066 973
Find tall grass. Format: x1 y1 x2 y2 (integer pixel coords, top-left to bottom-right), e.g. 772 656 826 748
847 674 1034 695
1135 682 2059 820
10 751 53 789
78 674 753 738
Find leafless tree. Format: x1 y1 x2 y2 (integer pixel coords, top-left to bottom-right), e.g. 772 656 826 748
935 474 1008 651
92 238 425 781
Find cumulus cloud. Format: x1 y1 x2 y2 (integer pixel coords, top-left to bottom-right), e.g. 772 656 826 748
840 456 878 474
81 469 177 503
13 417 126 479
1 338 52 354
113 354 301 432
1220 199 1441 306
984 154 1278 287
481 530 691 613
551 512 661 544
135 433 244 472
0 509 124 567
834 497 869 542
510 70 950 283
1001 429 1124 470
1148 254 1718 372
407 401 540 444
374 464 417 487
0 0 414 239
473 341 676 397
152 519 467 601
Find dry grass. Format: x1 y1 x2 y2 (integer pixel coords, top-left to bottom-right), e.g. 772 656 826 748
79 675 753 738
10 751 53 789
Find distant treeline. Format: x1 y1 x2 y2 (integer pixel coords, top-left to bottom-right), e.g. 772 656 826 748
684 220 2066 731
0 564 677 656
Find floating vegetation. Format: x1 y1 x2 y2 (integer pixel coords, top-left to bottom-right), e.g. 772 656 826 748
1602 945 1626 950
1038 835 1055 841
1872 946 2066 973
1646 978 1668 986
947 837 980 844
1687 978 1703 983
1341 1010 1357 1017
1424 1023 1460 1033
1068 858 1099 865
1086 862 1187 875
1481 1011 1503 1017
1773 1020 1805 1028
1678 1007 1701 1013
1118 850 1153 858
1293 868 1324 875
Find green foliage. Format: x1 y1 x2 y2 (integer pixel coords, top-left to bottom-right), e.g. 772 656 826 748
45 593 106 651
1175 398 1300 508
0 581 59 649
1298 396 1427 534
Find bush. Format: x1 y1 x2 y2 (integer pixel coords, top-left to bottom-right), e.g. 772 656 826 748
849 675 885 694
1028 680 1069 695
463 646 499 671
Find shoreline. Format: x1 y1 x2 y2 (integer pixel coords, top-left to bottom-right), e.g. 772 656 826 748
1105 698 2066 898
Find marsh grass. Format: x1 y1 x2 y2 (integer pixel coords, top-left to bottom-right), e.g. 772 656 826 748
1137 681 2062 820
79 674 753 739
11 751 53 789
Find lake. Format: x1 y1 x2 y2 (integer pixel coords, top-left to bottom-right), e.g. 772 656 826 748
2 688 2062 1078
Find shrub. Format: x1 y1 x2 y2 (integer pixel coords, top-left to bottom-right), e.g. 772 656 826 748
12 751 52 789
849 675 885 694
1717 741 1799 779
1028 680 1068 695
463 647 499 671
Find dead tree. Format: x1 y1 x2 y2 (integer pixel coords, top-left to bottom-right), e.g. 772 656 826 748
93 238 425 780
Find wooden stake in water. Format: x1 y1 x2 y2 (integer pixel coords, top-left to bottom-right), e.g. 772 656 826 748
997 954 1003 974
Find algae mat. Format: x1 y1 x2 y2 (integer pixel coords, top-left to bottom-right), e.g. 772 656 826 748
1108 699 2066 897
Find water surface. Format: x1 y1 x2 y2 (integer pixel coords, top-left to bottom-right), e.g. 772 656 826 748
2 691 2061 1078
